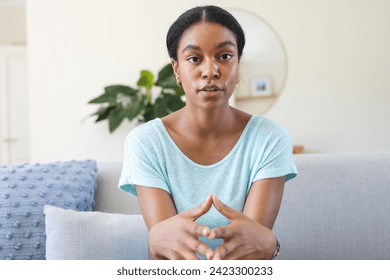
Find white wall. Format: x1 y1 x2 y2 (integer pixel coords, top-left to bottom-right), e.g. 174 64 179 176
264 0 390 153
27 0 390 162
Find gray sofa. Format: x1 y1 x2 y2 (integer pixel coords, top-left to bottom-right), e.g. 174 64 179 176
93 151 390 260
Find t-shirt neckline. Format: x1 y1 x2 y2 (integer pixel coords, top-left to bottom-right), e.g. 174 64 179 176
155 116 255 168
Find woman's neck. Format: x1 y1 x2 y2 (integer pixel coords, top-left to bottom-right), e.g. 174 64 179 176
178 105 239 138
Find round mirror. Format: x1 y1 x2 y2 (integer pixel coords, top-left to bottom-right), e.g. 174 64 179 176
227 8 288 115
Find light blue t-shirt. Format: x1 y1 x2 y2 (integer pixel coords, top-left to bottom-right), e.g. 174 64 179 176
119 115 297 251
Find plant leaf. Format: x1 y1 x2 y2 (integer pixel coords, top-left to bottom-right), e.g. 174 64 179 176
157 63 173 79
88 85 137 104
155 63 181 91
88 91 118 104
92 105 115 122
155 64 185 96
125 95 146 122
153 100 170 118
137 70 154 89
104 85 138 96
108 106 127 133
167 93 186 112
142 103 155 122
155 75 177 89
153 93 185 118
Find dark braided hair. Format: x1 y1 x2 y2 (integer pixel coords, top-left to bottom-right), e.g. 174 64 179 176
166 5 246 60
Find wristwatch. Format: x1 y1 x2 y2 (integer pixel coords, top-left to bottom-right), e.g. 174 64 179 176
271 237 281 259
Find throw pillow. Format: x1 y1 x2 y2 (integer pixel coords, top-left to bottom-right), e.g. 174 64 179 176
0 159 97 260
44 205 149 260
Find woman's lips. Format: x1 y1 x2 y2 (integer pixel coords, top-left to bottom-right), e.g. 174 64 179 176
198 85 223 96
199 85 222 91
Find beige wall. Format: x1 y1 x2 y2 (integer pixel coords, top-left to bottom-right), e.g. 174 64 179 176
27 0 390 162
0 2 26 45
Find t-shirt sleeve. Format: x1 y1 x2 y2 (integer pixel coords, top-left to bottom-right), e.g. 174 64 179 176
118 128 170 197
253 128 298 183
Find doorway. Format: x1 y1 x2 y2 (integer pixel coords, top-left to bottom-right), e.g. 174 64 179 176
0 46 29 164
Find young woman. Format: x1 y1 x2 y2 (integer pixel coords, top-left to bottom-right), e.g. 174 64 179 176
119 5 297 260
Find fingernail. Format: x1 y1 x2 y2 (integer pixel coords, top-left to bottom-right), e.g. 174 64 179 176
206 252 213 260
202 228 210 236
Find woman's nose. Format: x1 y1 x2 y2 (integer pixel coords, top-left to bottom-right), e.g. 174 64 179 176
202 59 220 80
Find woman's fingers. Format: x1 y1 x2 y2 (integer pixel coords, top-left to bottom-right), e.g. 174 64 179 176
149 195 225 259
213 241 235 260
184 236 214 260
150 219 214 259
168 232 214 260
165 248 199 260
178 195 213 237
209 225 235 239
189 220 211 237
212 238 250 260
180 195 213 221
212 195 241 220
213 245 232 260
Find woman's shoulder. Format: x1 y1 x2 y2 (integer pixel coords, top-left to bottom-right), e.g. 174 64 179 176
250 115 287 132
125 118 163 144
247 115 291 143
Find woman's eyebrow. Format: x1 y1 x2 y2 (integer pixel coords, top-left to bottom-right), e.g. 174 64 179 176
182 45 200 53
182 40 236 54
217 40 236 49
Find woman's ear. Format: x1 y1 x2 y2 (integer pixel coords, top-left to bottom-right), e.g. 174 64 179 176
171 59 180 78
171 59 182 87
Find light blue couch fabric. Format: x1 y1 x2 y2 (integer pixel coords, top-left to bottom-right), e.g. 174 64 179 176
274 152 390 259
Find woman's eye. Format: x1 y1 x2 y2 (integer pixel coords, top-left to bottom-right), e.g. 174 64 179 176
220 53 233 60
188 56 200 63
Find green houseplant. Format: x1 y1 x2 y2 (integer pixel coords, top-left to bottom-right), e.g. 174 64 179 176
88 63 185 133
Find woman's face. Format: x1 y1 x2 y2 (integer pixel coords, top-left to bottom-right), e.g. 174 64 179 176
172 21 239 111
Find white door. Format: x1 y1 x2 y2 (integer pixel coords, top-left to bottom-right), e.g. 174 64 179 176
0 46 29 164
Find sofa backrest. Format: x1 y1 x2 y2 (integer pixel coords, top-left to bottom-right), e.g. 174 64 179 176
274 151 390 259
94 162 141 215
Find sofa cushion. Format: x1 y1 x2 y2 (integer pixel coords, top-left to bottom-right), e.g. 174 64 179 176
44 205 148 259
0 160 97 260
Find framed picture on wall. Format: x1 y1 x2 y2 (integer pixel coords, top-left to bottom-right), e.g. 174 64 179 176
251 77 272 96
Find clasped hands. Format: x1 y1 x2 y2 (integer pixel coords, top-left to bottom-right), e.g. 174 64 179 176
148 194 277 260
